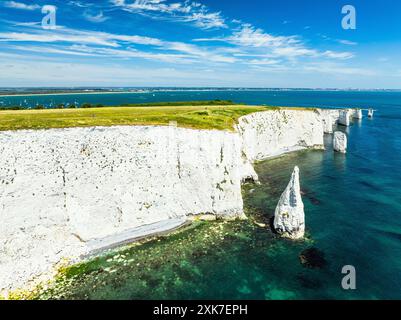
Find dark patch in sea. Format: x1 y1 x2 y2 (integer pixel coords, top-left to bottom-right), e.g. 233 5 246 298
353 166 375 175
299 248 328 269
350 153 373 162
269 216 277 235
359 180 381 191
296 273 323 289
301 189 321 205
376 230 401 242
365 198 385 207
322 174 336 181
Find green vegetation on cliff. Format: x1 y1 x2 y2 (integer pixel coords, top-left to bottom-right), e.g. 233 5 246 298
0 103 268 131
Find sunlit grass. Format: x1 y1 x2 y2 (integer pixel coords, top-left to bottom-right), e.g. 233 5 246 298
0 105 271 131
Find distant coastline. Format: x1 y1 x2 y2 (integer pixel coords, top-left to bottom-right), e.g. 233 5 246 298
0 91 148 98
0 87 400 98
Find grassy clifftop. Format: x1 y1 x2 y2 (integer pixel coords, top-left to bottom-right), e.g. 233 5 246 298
0 104 270 132
0 100 317 132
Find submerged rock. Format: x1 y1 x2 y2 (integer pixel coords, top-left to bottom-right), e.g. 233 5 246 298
296 273 323 289
333 131 347 153
273 166 305 239
299 247 327 269
338 110 350 126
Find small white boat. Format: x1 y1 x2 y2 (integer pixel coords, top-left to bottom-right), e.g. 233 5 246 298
368 108 374 118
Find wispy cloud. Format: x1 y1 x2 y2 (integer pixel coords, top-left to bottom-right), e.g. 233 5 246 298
194 24 354 62
0 27 164 47
68 1 94 8
83 10 110 23
0 26 236 64
7 45 101 57
110 0 226 29
322 50 354 60
338 39 358 46
303 62 376 76
3 1 41 11
227 24 298 48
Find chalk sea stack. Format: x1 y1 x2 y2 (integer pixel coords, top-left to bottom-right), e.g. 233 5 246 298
338 110 350 127
273 166 305 240
333 131 347 153
353 109 363 119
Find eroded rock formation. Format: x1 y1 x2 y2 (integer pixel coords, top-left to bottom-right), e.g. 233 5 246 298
338 110 351 126
273 166 305 240
353 109 363 119
333 131 347 153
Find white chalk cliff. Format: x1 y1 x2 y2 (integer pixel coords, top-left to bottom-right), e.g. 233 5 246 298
333 131 348 153
273 166 305 240
237 109 324 161
318 109 342 133
0 108 348 294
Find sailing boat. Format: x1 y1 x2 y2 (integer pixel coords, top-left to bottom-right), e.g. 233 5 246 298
368 108 374 118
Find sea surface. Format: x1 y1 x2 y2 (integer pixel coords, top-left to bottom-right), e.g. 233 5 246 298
17 90 401 300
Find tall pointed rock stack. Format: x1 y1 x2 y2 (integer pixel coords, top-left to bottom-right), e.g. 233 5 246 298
273 166 305 239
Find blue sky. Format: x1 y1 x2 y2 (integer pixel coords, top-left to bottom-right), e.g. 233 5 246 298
0 0 400 88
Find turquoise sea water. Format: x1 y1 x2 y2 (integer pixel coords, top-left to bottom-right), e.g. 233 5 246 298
1 89 400 111
14 90 401 299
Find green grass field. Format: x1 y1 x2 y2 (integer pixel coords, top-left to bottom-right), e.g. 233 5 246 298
0 104 272 132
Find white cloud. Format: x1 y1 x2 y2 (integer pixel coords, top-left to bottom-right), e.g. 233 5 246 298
0 31 120 47
227 24 298 48
8 45 101 57
0 26 236 64
322 50 354 60
272 47 317 58
195 24 355 63
247 59 281 66
3 1 41 10
0 27 165 47
185 11 225 29
303 62 376 76
83 11 110 23
110 0 226 29
68 1 94 8
163 41 237 63
338 39 358 46
0 57 245 87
